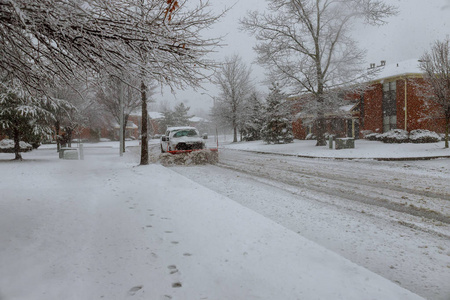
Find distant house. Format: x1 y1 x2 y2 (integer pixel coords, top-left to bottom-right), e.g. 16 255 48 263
113 120 139 140
292 59 447 139
74 111 164 141
128 111 165 138
292 102 360 140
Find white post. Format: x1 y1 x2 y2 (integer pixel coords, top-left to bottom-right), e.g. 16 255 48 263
79 144 84 160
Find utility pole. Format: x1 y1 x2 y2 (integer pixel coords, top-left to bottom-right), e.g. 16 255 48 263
119 82 124 157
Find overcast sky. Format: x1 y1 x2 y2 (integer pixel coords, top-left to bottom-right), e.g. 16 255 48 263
152 0 450 116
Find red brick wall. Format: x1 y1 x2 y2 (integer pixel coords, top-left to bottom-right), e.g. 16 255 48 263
359 77 446 135
293 119 307 139
293 76 447 139
360 83 383 133
403 78 446 132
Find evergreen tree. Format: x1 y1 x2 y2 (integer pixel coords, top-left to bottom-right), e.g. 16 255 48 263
241 92 265 141
261 83 293 144
0 83 55 160
172 103 193 126
159 102 193 130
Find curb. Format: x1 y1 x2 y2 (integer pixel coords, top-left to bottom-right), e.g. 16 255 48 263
222 148 450 161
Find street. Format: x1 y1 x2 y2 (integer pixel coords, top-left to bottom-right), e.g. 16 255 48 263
168 148 450 300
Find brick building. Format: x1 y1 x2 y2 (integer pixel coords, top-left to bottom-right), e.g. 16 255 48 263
293 59 447 139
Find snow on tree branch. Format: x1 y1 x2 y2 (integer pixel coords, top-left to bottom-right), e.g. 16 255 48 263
0 0 224 91
240 0 397 146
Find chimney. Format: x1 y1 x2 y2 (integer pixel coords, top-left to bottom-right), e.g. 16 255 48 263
380 60 386 66
369 63 376 69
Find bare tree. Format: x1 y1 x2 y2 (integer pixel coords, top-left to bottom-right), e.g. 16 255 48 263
419 38 450 148
1 0 225 164
212 55 253 142
0 0 223 89
95 71 152 152
241 0 397 145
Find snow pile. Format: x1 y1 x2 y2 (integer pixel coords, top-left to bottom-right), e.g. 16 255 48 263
0 139 32 152
159 149 218 166
0 147 424 299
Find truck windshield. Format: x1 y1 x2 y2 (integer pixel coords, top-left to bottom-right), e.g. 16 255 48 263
173 130 198 138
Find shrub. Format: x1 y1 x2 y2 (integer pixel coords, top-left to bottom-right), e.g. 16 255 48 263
360 130 373 138
305 133 316 140
365 133 381 141
379 129 409 143
363 129 442 144
409 129 441 143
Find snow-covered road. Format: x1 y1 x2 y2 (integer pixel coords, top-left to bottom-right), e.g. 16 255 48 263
171 148 450 300
2 144 428 300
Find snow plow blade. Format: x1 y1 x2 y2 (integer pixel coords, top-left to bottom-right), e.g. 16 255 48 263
160 149 219 166
167 148 218 155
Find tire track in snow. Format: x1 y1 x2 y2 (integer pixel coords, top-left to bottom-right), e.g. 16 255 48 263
217 150 450 226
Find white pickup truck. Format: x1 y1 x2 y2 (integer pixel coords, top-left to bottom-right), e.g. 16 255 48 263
160 126 207 153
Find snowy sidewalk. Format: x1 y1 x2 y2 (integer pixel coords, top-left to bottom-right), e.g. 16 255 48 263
0 147 424 299
221 139 450 160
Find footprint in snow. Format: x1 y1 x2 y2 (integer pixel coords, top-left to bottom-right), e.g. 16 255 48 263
128 285 143 295
168 265 178 274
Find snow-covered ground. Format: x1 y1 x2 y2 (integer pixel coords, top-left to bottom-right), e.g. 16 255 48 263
0 140 433 299
220 138 450 160
175 138 450 299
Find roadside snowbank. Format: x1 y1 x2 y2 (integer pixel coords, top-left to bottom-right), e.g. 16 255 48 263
0 146 424 299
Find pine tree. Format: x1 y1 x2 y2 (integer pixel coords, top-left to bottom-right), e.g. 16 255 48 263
172 103 193 126
0 83 55 160
241 92 265 141
159 102 193 130
261 84 293 144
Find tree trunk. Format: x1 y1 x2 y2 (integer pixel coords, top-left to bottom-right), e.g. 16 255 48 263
315 114 327 146
140 80 149 165
66 127 73 147
13 126 22 160
55 120 60 152
122 115 129 153
445 114 449 148
315 92 327 146
315 53 326 146
232 112 238 142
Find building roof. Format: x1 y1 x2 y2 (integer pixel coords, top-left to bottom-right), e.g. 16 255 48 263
189 116 208 123
130 111 164 119
371 59 423 81
113 121 139 129
149 112 164 119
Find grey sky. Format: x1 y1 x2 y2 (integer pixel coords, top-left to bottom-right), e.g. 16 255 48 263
153 0 450 115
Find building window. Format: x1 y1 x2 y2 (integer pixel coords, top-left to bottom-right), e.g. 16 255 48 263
383 81 397 132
